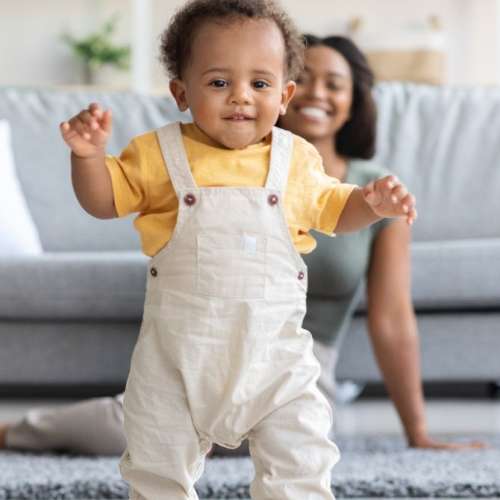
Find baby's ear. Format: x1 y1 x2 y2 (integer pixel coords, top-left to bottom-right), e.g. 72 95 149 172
279 80 297 115
169 79 189 112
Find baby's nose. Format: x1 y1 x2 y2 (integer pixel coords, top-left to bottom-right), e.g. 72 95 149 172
229 83 252 105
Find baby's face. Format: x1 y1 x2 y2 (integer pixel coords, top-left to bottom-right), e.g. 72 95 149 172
170 18 296 149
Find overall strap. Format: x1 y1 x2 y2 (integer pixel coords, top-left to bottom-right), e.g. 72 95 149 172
156 122 197 196
265 126 294 192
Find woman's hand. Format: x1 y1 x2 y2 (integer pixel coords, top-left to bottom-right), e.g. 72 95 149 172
409 433 488 450
362 175 417 225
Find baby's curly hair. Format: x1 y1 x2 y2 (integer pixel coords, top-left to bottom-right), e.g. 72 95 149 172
160 0 304 80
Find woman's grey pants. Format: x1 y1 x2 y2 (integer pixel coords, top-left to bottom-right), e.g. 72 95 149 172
5 342 337 455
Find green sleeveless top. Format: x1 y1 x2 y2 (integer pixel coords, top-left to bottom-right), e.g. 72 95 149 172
303 160 394 346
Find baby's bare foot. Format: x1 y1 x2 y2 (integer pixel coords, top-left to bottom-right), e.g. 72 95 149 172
0 423 10 448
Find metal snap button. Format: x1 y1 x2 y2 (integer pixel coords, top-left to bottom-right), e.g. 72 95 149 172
150 267 158 277
268 194 279 206
298 271 305 280
184 193 196 206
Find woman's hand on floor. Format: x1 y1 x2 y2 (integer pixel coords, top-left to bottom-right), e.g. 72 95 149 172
0 422 10 448
408 434 488 450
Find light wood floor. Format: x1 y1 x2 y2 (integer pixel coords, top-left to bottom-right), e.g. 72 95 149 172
1 397 499 434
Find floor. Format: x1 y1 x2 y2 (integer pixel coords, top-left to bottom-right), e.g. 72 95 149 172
335 398 500 436
0 397 499 500
2 397 499 434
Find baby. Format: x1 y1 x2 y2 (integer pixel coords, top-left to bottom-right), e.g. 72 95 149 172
60 1 416 499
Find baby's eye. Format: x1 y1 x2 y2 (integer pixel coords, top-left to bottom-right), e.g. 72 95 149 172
209 79 227 88
253 80 270 89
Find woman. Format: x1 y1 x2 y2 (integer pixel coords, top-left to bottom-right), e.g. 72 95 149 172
0 35 482 454
279 35 482 450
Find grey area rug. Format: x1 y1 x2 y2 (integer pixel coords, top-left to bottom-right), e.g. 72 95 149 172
0 434 499 499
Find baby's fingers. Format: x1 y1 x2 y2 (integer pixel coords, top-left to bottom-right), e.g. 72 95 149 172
88 103 112 133
383 175 399 190
400 193 416 214
69 116 93 140
79 110 100 132
60 121 71 136
362 181 382 206
375 175 399 202
407 207 418 225
59 120 84 141
88 102 104 119
398 192 417 225
100 109 112 133
390 184 408 204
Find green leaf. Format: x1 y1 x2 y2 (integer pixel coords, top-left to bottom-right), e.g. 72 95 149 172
60 13 130 70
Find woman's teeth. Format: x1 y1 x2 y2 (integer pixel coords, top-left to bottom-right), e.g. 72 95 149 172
299 107 329 120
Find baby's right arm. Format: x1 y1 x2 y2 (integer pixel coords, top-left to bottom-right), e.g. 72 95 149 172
60 103 117 219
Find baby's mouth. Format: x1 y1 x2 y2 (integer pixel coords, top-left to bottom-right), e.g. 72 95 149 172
225 113 255 121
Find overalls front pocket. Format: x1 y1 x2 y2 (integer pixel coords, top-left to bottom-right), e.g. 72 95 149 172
196 231 267 299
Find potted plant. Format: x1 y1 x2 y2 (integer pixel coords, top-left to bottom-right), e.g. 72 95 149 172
62 15 131 85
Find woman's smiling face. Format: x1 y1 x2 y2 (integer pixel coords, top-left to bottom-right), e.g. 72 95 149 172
279 45 353 143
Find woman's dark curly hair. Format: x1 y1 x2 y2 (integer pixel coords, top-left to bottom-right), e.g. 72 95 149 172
160 0 304 81
303 34 377 159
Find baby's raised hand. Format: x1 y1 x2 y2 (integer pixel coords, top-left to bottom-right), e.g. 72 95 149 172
60 103 112 158
362 175 417 225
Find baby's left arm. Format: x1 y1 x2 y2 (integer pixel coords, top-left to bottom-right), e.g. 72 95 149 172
335 175 417 233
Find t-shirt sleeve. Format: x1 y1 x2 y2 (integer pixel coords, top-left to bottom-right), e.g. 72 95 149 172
105 138 149 217
302 146 357 235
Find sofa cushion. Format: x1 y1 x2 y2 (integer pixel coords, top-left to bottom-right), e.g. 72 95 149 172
409 238 500 309
2 84 499 251
0 239 498 320
374 82 500 243
0 252 148 320
355 238 500 312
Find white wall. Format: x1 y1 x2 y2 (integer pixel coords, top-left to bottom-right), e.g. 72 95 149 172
0 0 499 90
0 0 131 86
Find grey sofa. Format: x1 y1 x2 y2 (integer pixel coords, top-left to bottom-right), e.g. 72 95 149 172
0 83 499 397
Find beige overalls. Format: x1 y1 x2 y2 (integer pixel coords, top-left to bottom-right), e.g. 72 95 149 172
118 122 340 499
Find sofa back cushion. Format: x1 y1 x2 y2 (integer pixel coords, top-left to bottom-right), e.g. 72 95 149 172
374 82 500 241
1 84 499 251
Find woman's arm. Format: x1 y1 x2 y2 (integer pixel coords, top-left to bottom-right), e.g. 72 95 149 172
366 220 485 450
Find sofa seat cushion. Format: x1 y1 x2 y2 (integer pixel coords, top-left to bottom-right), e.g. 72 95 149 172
356 238 500 312
0 252 148 320
1 239 498 320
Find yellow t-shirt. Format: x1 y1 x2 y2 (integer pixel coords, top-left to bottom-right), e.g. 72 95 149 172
105 123 356 257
